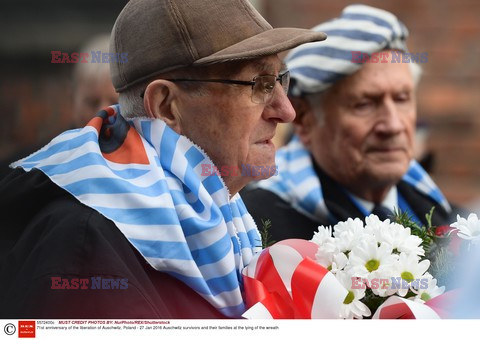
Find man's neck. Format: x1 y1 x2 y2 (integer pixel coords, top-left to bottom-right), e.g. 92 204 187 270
348 185 392 204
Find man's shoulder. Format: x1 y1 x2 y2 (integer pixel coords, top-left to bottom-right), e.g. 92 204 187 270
241 185 294 218
0 168 140 293
1 168 118 252
1 171 130 274
241 186 325 241
0 169 226 319
397 180 458 225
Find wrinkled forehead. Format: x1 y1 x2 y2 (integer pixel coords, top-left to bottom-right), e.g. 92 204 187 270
231 55 286 76
331 56 415 98
251 56 286 71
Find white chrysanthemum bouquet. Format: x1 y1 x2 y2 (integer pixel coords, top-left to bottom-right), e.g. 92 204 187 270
311 214 446 319
244 212 480 319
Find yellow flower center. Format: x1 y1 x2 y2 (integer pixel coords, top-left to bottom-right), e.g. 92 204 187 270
401 271 414 283
421 292 431 301
343 291 355 305
365 259 380 272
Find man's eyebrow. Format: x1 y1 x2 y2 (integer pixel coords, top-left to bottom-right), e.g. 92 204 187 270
251 60 271 73
250 60 287 74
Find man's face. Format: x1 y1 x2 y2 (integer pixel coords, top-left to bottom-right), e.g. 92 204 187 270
73 69 118 126
306 51 416 196
174 55 295 194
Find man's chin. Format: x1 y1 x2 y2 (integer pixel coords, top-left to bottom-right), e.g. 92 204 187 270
240 163 278 179
368 165 408 185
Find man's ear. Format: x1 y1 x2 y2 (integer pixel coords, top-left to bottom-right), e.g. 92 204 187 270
290 96 317 148
143 79 182 134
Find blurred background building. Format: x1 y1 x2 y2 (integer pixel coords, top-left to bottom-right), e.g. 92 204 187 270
1 0 479 208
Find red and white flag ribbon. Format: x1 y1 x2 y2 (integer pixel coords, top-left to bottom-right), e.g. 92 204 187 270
372 296 440 319
242 239 455 319
242 239 348 319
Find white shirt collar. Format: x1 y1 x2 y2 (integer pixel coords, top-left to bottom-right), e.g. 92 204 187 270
350 186 398 213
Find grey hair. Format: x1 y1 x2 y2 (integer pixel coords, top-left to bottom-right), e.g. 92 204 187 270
118 74 207 119
73 34 112 90
118 61 250 119
409 62 422 86
118 81 148 119
118 74 211 119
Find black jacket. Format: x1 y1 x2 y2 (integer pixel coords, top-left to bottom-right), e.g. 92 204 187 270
242 165 462 243
0 168 225 319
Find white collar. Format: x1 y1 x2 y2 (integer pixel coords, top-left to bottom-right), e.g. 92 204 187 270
350 186 398 213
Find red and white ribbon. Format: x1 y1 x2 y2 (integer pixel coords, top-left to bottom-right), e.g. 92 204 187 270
373 296 440 319
242 239 454 319
372 290 458 319
242 239 347 319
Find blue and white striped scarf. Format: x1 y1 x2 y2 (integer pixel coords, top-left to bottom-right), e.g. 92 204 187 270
13 105 261 317
256 137 451 223
285 4 409 96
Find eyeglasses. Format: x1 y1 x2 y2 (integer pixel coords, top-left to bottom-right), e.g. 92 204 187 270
165 71 290 104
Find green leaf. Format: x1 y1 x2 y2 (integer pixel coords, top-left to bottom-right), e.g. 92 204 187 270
259 218 276 249
393 208 434 255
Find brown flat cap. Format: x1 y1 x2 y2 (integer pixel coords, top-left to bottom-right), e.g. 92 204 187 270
110 0 327 92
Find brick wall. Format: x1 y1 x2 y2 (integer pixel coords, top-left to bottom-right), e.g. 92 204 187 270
0 1 126 162
0 59 73 160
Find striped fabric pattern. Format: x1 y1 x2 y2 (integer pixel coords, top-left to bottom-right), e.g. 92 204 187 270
242 239 347 319
285 4 409 96
13 105 261 318
255 137 451 224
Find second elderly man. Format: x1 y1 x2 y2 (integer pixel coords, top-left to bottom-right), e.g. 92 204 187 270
243 4 461 241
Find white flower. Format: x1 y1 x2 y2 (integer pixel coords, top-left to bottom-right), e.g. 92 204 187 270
332 218 366 253
334 231 363 255
364 214 391 239
377 222 424 256
316 251 348 274
451 213 480 243
335 270 371 319
333 218 365 238
347 237 398 279
393 252 430 297
368 268 399 297
410 273 445 303
311 225 334 247
330 252 349 273
314 226 348 273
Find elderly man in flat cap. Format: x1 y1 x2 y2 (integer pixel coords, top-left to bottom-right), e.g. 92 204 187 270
0 0 325 318
243 5 462 241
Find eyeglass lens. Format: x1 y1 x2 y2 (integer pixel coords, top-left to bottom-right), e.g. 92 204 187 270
251 72 290 104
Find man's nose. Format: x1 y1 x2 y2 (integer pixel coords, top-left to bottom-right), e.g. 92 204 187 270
374 98 406 134
263 85 296 123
